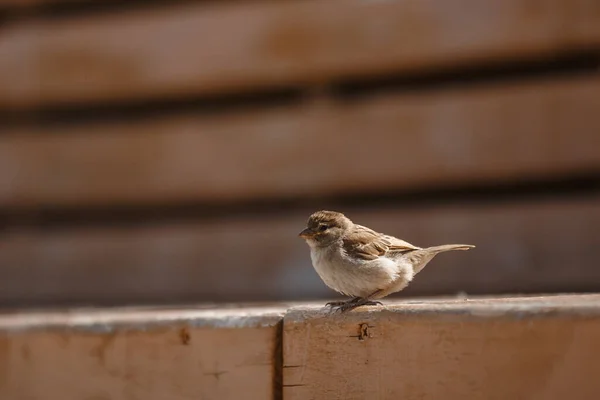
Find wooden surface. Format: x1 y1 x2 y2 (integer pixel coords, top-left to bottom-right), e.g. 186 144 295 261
0 305 286 400
2 295 599 399
1 195 598 306
283 294 600 400
2 75 599 208
1 0 600 108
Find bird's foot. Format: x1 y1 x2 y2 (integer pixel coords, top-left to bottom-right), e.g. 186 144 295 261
360 300 383 306
325 300 349 307
325 297 361 308
327 297 383 313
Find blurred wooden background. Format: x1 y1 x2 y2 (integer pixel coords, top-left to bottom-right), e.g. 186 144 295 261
0 0 599 307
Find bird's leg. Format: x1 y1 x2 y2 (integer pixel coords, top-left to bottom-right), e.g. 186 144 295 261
359 289 384 306
334 290 384 313
357 299 384 306
325 297 361 308
335 298 372 312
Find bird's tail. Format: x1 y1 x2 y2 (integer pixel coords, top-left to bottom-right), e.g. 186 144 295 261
409 244 475 275
426 244 475 253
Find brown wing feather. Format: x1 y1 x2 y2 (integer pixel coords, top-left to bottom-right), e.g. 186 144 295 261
382 234 421 253
342 224 420 261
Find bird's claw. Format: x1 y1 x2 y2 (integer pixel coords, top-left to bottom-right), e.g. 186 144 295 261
325 300 348 307
325 298 383 313
362 300 383 306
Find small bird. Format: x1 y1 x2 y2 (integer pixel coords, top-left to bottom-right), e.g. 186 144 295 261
298 210 475 312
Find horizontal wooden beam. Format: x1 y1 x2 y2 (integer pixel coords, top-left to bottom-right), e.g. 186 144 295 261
1 195 599 306
0 0 72 7
2 295 600 399
1 0 599 108
283 294 600 400
0 305 286 400
1 75 599 209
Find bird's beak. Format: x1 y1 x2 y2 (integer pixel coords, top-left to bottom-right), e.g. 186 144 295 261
298 228 315 239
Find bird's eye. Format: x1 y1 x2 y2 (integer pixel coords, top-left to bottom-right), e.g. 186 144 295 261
319 225 328 231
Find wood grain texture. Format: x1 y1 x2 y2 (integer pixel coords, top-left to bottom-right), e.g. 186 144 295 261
2 76 599 208
0 195 599 306
283 295 600 400
0 305 285 400
1 0 599 108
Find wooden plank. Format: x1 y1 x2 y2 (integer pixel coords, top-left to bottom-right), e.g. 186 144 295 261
0 195 599 306
1 0 600 108
283 294 600 400
0 0 84 7
1 76 600 208
0 305 285 399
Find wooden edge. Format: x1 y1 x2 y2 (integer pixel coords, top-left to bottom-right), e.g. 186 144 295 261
284 294 600 322
0 304 288 333
2 294 599 334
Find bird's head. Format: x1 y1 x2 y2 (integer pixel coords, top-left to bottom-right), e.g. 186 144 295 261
298 210 352 247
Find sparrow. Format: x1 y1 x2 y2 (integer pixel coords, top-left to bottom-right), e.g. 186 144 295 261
298 210 475 312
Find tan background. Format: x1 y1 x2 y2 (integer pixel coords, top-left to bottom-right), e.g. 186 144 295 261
0 0 599 307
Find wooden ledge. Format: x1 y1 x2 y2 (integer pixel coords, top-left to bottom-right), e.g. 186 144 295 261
285 293 600 320
2 295 600 399
0 304 288 400
3 294 598 329
0 303 288 333
283 294 600 400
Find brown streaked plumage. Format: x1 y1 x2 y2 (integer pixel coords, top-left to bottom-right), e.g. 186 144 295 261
298 210 475 312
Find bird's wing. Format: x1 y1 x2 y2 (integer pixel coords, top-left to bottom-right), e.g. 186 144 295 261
382 234 421 253
342 224 420 261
